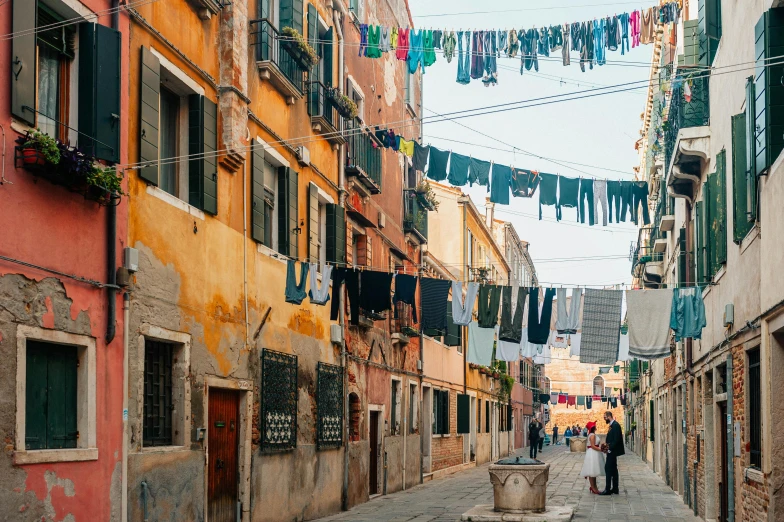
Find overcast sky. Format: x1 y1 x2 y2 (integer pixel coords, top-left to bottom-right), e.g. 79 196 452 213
410 0 655 288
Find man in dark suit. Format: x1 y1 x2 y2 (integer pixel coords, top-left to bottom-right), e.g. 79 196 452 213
528 418 541 458
600 411 625 495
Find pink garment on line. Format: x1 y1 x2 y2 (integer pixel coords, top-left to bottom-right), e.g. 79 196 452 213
567 396 577 407
396 28 410 60
630 10 641 48
558 394 568 404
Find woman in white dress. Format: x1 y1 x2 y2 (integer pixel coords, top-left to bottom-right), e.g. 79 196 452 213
580 422 606 494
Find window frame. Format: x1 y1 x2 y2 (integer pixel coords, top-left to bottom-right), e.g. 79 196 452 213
346 75 366 123
390 377 402 436
14 326 97 465
254 136 291 255
748 347 762 469
408 381 418 435
142 340 175 447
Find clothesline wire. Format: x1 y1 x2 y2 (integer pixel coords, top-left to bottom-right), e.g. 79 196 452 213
413 0 657 19
109 57 782 172
482 205 640 233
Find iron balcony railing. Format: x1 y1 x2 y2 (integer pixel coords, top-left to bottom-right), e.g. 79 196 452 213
308 81 343 134
250 18 308 94
404 196 428 242
345 118 382 193
665 71 710 169
393 302 419 338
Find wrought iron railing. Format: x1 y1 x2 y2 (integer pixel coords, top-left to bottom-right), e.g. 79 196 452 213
404 196 428 242
261 348 298 451
308 81 343 134
250 18 307 94
345 118 382 192
393 302 419 337
664 72 710 169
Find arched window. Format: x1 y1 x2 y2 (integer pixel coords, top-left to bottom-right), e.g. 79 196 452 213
593 376 605 397
349 393 361 442
543 377 551 395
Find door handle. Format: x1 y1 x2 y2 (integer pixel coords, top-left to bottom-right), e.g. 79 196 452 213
216 458 224 470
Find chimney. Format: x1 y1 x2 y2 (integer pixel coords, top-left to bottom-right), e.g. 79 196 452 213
485 200 495 229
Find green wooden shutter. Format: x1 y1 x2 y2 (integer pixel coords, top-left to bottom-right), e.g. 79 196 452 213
682 20 700 67
444 303 461 347
732 113 751 243
323 28 334 87
11 0 36 125
715 150 727 267
308 182 320 262
705 0 722 42
307 4 318 47
278 167 299 257
698 0 720 65
325 203 346 264
678 228 687 286
745 77 758 222
47 349 78 449
78 23 121 163
280 0 303 33
442 391 450 434
695 200 704 285
25 343 49 450
259 0 270 18
649 400 655 441
457 394 470 434
754 8 784 177
139 47 161 185
433 390 440 434
188 95 218 215
251 142 266 243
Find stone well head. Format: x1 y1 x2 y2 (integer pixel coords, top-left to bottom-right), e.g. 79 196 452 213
569 436 588 453
488 456 549 513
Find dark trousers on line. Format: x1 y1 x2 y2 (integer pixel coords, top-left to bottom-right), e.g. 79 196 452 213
579 178 595 225
604 453 619 493
630 181 651 225
530 439 539 458
606 180 622 223
619 181 634 222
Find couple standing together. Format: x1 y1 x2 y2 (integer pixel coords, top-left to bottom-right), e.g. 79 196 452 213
580 411 625 495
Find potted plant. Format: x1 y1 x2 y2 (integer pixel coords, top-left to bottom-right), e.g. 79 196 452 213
328 88 359 120
413 180 439 211
493 371 500 379
19 130 60 167
86 165 125 204
280 26 319 69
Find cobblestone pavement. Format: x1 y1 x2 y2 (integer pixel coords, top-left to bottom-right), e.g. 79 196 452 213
314 445 701 522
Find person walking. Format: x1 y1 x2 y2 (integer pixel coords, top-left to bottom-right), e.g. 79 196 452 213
538 423 546 452
580 422 606 494
599 411 625 495
552 424 559 445
564 426 573 447
528 418 541 458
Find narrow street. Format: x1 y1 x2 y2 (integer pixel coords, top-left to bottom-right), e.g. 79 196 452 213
316 445 700 522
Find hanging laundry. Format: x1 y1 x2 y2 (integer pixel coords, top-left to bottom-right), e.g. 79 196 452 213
640 7 655 44
390 26 399 50
433 29 442 48
413 142 430 172
451 281 479 326
331 268 360 325
443 31 457 62
593 395 601 402
593 179 609 226
308 264 332 305
407 29 424 73
359 24 369 56
285 261 309 305
606 180 622 223
549 25 563 50
630 181 651 225
537 27 550 57
359 270 393 313
539 393 551 404
398 137 415 157
620 395 627 406
619 12 630 54
550 392 559 404
577 395 586 407
586 396 593 409
366 25 382 58
561 23 571 66
500 286 527 343
521 327 545 358
467 321 496 366
520 28 539 74
558 394 568 404
379 26 391 53
420 278 452 332
396 27 410 60
630 10 641 48
593 18 606 66
423 29 437 68
393 273 418 322
447 153 471 186
627 289 674 360
527 287 555 344
426 147 450 181
618 333 630 362
579 289 623 365
511 169 538 197
568 333 582 357
468 157 491 187
498 29 508 56
456 31 471 85
570 22 581 51
478 284 502 328
607 15 620 52
670 288 707 341
579 178 595 225
558 176 580 221
556 288 582 334
550 332 568 348
538 172 559 220
482 30 498 86
507 29 519 57
567 395 577 407
489 163 512 205
471 30 485 80
497 338 521 362
579 20 594 73
609 397 618 408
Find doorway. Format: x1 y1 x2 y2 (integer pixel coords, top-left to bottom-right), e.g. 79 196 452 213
718 401 728 522
208 388 240 522
369 410 381 495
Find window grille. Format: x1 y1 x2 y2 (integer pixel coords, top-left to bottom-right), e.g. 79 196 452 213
748 349 761 468
261 349 298 451
144 340 173 447
317 362 343 449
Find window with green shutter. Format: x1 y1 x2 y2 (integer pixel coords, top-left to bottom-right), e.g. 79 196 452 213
280 0 304 33
694 200 705 285
698 0 721 65
25 341 78 450
325 203 346 264
139 47 161 186
753 8 784 177
713 150 727 270
188 95 218 215
678 228 688 287
251 142 267 244
732 110 755 243
307 183 321 263
745 77 759 221
278 167 299 258
433 389 449 435
457 394 470 434
649 400 655 441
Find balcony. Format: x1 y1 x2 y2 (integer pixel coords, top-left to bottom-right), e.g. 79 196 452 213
665 71 711 202
630 226 664 288
251 19 308 104
392 302 418 343
404 196 428 244
345 119 382 195
308 81 346 146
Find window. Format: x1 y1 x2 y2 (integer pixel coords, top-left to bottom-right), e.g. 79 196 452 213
485 400 490 433
698 0 721 64
346 76 365 123
261 349 298 451
15 326 97 464
695 151 728 281
409 383 418 434
649 399 655 442
753 9 784 176
353 232 372 267
11 2 121 161
593 376 605 396
519 360 525 385
349 0 362 21
316 362 343 450
307 182 339 268
748 348 761 468
138 47 217 215
477 398 482 434
457 394 470 434
348 392 361 442
433 389 449 435
143 341 174 446
390 379 401 435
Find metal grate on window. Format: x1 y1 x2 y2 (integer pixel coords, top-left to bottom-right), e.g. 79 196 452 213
261 348 298 451
143 340 173 447
748 349 761 468
317 362 344 450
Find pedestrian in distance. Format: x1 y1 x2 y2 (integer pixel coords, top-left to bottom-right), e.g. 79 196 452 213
528 418 541 459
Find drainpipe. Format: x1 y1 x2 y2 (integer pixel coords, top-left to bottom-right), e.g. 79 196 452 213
462 201 467 395
419 244 424 485
332 4 350 512
685 202 693 375
243 131 250 349
122 292 129 522
105 0 120 346
727 355 735 522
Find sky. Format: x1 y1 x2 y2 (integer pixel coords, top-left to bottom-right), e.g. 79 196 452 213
409 0 656 288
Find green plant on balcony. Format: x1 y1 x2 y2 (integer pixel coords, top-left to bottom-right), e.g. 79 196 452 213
498 375 515 402
20 130 60 166
280 27 319 68
327 88 358 119
86 165 126 199
413 180 439 211
404 211 426 233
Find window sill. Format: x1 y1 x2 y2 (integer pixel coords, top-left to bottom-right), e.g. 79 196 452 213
745 467 765 484
141 445 190 454
740 225 760 255
14 448 98 465
256 243 289 265
146 185 205 220
433 434 451 438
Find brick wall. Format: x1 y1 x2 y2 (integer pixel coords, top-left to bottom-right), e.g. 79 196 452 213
549 402 625 436
431 388 464 472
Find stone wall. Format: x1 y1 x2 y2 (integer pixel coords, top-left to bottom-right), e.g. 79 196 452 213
548 403 625 437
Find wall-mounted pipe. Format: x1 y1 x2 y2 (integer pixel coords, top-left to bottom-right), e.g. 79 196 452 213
727 355 735 522
141 481 149 522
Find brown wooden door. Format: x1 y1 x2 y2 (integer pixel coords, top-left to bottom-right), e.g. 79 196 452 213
369 411 379 495
719 402 728 522
208 389 240 522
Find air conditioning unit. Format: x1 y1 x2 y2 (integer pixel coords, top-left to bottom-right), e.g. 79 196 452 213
296 146 311 166
378 212 386 229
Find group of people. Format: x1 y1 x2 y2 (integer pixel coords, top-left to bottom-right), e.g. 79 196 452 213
525 412 625 495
